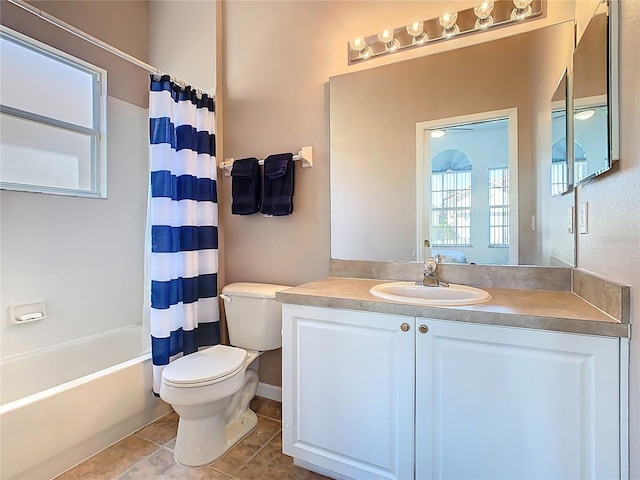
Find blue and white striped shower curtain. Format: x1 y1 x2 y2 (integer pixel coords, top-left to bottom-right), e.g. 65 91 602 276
148 75 220 394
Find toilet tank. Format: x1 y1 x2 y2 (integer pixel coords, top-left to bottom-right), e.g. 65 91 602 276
221 283 291 351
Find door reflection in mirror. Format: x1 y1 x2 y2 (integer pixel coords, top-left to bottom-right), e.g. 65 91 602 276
420 113 516 265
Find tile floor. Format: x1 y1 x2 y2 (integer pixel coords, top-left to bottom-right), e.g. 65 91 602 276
54 397 330 480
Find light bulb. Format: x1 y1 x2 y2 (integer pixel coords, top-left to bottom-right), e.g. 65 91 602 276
511 0 532 20
349 35 366 51
430 129 446 139
406 18 427 44
349 34 372 59
439 9 460 38
474 1 495 29
439 9 458 29
513 0 532 9
407 18 423 36
378 25 395 44
378 25 399 51
474 1 494 20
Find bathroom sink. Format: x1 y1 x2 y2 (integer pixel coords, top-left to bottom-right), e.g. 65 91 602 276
369 282 491 306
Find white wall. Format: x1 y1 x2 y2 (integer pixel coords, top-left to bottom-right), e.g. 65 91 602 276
576 1 640 476
0 96 149 359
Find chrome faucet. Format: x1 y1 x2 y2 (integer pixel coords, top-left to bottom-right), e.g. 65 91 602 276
419 256 449 287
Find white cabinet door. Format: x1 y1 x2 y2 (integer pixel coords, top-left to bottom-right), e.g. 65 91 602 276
282 304 415 480
415 318 620 480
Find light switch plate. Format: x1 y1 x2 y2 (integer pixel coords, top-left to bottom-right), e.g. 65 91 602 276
579 202 588 234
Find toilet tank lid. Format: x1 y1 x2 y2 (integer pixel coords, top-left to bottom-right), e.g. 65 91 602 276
222 282 292 299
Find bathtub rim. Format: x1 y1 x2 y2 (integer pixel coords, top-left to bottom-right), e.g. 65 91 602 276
0 351 151 414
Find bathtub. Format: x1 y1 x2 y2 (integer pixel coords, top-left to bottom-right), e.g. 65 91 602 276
0 326 172 480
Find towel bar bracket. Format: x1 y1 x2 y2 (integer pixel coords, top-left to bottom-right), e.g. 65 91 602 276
219 146 313 176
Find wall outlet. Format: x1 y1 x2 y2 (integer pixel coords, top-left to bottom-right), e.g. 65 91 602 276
567 206 574 234
579 202 588 234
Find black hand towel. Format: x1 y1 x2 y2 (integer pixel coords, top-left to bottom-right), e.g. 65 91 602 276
231 157 260 215
261 153 295 216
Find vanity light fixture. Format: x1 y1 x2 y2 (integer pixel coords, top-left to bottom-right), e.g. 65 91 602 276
575 109 596 120
430 129 446 139
439 9 460 38
347 0 544 65
474 1 495 29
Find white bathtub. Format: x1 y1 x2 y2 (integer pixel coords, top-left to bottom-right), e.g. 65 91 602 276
0 326 172 480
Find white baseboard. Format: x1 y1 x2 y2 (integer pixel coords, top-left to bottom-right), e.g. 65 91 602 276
256 382 282 402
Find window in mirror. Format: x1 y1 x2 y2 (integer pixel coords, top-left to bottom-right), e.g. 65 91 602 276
551 139 569 194
419 111 517 265
488 167 510 247
431 165 472 247
0 27 107 197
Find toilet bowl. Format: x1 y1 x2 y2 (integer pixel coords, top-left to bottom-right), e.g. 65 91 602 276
159 282 291 466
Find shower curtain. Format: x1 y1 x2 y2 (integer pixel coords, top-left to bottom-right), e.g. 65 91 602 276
148 74 220 395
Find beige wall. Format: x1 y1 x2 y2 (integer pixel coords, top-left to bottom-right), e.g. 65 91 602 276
147 0 216 94
577 1 640 475
28 0 148 60
220 0 575 387
2 1 149 107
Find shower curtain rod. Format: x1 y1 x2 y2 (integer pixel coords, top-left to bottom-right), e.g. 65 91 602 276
7 0 213 97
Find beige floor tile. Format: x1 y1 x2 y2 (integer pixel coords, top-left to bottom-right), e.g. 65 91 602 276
54 436 160 480
118 448 176 479
159 464 231 479
250 396 282 422
209 416 281 476
135 410 179 445
233 433 330 480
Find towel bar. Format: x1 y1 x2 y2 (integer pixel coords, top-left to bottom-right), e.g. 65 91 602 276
218 146 313 176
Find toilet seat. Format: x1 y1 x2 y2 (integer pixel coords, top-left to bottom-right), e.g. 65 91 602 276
162 345 247 388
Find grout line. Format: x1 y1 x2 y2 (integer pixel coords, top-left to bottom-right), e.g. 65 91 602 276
210 427 282 478
113 445 175 480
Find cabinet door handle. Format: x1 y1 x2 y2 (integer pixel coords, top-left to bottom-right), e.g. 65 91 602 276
419 324 429 334
400 322 410 332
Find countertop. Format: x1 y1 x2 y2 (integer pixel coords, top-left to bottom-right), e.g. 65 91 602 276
276 277 629 338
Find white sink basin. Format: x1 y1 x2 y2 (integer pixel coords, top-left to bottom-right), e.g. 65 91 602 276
369 282 491 306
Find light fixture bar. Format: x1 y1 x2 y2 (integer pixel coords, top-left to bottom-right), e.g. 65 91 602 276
348 0 544 65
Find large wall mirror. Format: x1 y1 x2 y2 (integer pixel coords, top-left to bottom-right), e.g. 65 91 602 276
330 21 575 266
573 0 619 185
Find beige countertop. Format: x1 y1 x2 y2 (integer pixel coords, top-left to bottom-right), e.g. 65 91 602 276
276 277 629 338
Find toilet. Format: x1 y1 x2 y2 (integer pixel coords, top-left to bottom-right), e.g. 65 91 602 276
159 282 291 467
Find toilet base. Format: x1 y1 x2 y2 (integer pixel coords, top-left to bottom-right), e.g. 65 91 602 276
174 408 258 467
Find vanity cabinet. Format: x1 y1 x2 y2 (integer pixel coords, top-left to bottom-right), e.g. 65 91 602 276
281 304 415 480
415 317 620 480
282 304 621 480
